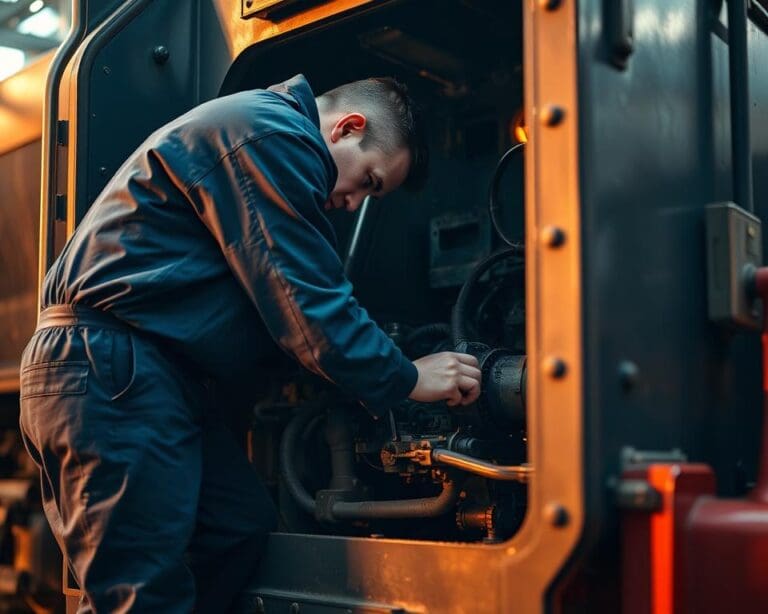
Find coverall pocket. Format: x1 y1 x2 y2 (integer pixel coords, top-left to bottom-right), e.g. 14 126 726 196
109 331 136 401
20 361 88 399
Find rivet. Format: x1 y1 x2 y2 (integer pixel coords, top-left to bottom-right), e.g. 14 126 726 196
544 357 567 378
99 167 108 176
542 226 566 247
102 65 111 75
152 45 170 65
618 361 639 391
289 603 300 614
545 503 569 527
539 0 562 10
541 105 565 126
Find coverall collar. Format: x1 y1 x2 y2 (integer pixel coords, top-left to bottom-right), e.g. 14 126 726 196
267 74 321 129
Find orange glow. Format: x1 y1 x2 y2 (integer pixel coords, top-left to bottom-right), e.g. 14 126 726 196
511 109 528 144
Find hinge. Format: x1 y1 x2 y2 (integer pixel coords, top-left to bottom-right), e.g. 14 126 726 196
56 120 69 146
55 194 67 222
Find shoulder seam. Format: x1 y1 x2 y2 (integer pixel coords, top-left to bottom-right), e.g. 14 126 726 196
183 129 282 193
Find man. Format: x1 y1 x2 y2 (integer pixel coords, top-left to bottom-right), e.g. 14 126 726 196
19 74 481 612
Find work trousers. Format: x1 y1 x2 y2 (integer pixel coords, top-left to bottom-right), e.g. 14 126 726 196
19 305 277 613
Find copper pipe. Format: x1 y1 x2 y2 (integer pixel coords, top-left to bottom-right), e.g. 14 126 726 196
432 449 532 482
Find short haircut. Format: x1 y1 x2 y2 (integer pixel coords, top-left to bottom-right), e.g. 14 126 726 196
317 77 429 191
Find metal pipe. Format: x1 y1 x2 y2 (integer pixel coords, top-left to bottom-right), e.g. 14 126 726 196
727 0 754 213
343 195 374 279
330 479 461 519
432 449 532 482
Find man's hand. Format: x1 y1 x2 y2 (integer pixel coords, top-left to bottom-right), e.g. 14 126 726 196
409 352 482 407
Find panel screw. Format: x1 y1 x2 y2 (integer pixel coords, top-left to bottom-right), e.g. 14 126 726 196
102 65 111 75
99 167 108 176
618 360 639 391
545 503 570 527
542 225 566 247
539 0 562 10
152 45 170 65
541 105 565 126
544 357 567 379
289 603 300 613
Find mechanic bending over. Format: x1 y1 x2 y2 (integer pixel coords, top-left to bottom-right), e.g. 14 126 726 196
18 75 482 612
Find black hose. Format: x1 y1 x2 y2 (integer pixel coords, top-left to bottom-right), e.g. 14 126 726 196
279 409 321 515
489 143 525 251
405 323 452 347
451 249 520 345
330 478 462 519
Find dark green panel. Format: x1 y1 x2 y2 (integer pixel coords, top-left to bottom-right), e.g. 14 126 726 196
566 0 768 605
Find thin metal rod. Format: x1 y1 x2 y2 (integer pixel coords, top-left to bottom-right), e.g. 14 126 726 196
727 0 754 213
343 195 374 279
432 449 532 482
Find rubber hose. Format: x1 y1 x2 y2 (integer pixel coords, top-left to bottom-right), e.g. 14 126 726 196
451 249 519 345
330 479 461 519
279 409 321 515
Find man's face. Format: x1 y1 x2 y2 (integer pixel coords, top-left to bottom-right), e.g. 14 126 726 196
323 112 411 213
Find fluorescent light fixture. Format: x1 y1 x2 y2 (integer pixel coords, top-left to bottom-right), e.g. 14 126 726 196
17 7 59 38
29 0 44 13
0 46 24 81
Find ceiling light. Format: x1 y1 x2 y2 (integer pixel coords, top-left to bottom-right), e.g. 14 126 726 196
17 7 59 38
0 47 25 81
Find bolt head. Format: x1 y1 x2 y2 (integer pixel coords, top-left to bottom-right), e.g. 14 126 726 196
618 360 639 391
542 225 566 247
152 45 170 65
544 357 567 378
541 105 565 126
545 503 570 527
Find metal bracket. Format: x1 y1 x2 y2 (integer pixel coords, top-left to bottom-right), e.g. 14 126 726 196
621 446 687 467
616 478 662 511
241 0 305 19
606 0 634 69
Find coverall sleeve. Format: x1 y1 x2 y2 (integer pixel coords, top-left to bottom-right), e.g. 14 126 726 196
184 131 418 415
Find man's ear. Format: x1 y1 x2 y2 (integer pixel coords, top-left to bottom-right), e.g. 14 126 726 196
330 113 367 143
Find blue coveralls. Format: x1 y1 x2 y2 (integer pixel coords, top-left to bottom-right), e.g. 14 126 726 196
19 75 417 612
